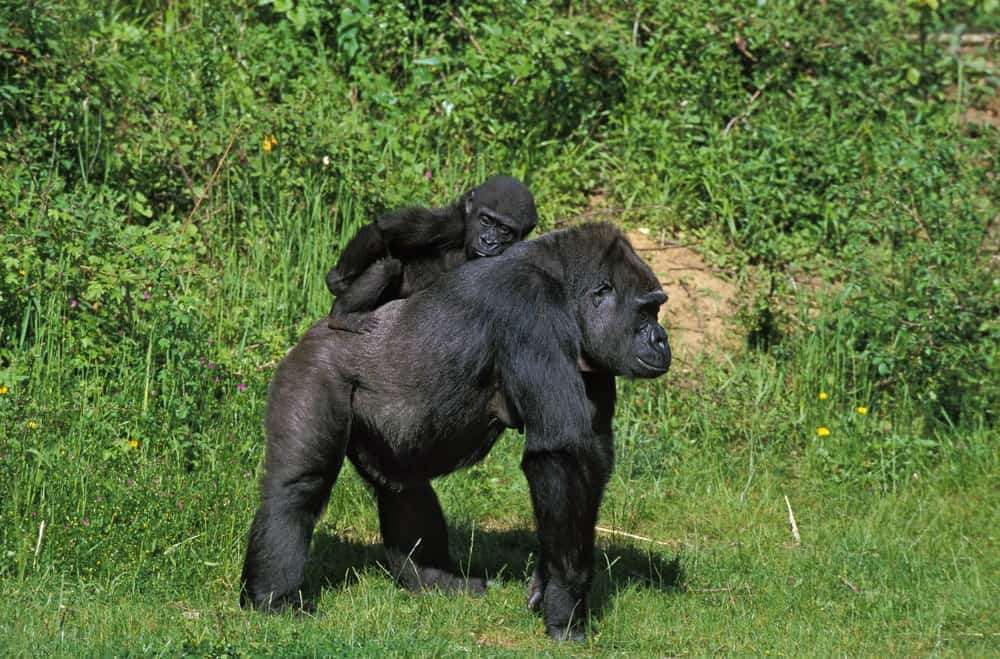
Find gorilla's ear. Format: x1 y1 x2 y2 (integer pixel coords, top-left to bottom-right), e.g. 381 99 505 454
464 189 475 216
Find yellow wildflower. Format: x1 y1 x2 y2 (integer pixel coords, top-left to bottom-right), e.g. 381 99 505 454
0 385 8 395
129 438 139 449
856 406 868 415
818 391 828 400
27 420 37 430
262 135 278 153
816 426 830 437
19 269 26 276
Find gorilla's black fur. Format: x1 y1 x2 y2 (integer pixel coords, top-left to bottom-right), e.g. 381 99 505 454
242 223 670 641
325 175 537 332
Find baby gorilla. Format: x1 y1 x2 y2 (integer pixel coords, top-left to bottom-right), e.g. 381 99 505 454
242 223 671 641
325 175 537 332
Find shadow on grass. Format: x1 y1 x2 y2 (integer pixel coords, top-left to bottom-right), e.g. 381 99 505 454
304 523 682 621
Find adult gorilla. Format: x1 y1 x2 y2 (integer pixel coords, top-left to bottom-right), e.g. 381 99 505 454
241 223 670 641
325 175 537 332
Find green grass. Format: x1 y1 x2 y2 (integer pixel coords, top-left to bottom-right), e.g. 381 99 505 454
3 409 996 659
1 348 995 656
1 0 998 655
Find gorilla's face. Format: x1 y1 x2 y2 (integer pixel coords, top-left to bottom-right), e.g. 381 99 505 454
463 176 538 259
577 239 671 379
469 208 522 257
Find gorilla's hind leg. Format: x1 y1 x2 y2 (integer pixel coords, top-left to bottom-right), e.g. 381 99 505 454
376 481 486 595
241 372 352 612
240 472 338 612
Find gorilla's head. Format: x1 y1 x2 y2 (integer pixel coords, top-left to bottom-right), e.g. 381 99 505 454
463 175 538 258
564 224 671 379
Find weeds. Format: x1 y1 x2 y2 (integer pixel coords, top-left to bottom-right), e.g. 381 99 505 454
1 0 997 654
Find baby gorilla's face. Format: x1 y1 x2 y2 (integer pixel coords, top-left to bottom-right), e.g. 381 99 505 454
462 175 537 259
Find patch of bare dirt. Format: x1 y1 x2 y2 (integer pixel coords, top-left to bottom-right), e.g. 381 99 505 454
963 89 1000 129
627 230 741 360
950 33 1000 129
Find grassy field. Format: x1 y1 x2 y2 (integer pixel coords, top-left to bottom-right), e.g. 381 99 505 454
2 1 998 656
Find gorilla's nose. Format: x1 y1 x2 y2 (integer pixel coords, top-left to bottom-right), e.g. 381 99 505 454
653 326 671 365
653 325 668 350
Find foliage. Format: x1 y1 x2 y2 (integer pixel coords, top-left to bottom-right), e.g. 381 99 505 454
0 0 997 654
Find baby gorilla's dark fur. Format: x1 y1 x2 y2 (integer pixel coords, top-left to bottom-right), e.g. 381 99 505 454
325 175 537 333
241 223 670 641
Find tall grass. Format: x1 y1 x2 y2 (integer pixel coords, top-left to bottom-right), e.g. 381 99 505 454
1 0 997 654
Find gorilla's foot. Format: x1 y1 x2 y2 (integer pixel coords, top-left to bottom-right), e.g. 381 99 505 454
547 624 586 643
239 587 315 614
385 549 486 595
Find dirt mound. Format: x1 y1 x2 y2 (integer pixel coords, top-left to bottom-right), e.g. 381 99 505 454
627 230 741 359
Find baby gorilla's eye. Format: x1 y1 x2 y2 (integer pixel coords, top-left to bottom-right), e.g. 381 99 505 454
479 215 491 227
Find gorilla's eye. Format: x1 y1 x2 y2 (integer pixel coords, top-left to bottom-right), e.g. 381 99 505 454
480 215 491 227
497 224 512 237
591 281 613 307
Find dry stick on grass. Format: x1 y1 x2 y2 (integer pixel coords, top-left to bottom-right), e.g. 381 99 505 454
784 495 801 546
595 525 674 548
841 576 862 594
448 10 484 55
723 88 763 135
184 129 239 232
155 129 239 273
34 520 45 561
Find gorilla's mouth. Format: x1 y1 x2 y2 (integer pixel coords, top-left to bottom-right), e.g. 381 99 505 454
636 356 669 373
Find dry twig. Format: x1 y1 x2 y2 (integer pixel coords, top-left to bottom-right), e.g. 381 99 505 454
34 520 46 560
723 89 762 135
184 128 239 231
595 525 674 547
784 495 801 546
841 576 862 594
448 10 484 55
